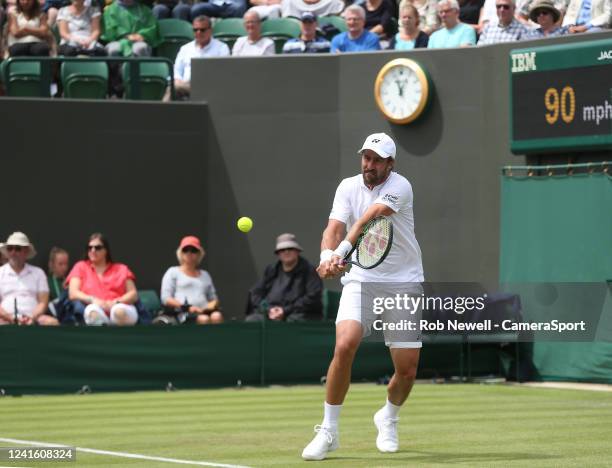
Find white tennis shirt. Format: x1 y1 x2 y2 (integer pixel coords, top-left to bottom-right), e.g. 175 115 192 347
329 172 424 283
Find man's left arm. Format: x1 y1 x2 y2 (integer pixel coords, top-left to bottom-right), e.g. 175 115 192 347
332 203 395 262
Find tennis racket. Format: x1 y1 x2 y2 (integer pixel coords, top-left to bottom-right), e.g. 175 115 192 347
343 216 393 269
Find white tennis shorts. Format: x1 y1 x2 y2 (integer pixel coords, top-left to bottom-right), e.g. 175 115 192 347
336 281 423 349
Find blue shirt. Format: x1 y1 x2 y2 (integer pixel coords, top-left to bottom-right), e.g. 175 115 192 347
330 31 381 52
394 34 416 50
576 0 592 26
428 22 476 49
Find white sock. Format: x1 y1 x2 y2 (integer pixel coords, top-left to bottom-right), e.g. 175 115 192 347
322 402 342 431
383 398 401 419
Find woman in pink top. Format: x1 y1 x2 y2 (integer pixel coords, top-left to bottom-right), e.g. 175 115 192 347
66 233 138 326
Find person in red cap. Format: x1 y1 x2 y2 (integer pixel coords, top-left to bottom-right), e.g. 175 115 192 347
159 235 223 325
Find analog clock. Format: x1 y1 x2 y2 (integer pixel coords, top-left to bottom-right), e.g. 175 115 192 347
374 58 431 125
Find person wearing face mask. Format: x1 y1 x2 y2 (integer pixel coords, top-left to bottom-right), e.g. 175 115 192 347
0 232 55 326
390 1 429 49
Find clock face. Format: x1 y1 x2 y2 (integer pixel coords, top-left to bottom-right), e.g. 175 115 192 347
374 58 430 124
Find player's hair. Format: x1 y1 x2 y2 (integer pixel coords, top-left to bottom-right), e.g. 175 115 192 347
176 246 205 266
344 4 366 20
84 233 113 263
48 246 68 271
244 8 262 21
438 0 460 11
398 2 420 26
192 15 211 27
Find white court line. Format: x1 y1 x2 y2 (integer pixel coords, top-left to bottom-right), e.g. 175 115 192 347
0 438 251 468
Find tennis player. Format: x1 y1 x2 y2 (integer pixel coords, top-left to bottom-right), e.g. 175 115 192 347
302 132 424 460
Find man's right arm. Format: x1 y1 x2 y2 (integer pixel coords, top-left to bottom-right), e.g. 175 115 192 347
0 306 15 323
317 219 347 279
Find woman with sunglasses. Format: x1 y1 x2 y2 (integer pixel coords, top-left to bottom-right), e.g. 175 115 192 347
160 236 223 325
66 233 139 326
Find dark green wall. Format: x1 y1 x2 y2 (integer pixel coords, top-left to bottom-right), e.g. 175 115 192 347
0 99 210 293
2 33 610 320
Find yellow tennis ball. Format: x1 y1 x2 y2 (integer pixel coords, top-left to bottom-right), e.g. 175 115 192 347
237 216 253 233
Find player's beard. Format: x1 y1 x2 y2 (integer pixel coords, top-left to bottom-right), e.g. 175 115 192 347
362 168 389 186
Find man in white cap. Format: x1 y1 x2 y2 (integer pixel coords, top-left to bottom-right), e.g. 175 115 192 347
0 232 55 325
302 133 424 460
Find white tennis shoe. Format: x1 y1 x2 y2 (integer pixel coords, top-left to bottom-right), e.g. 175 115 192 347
374 408 399 453
301 424 339 461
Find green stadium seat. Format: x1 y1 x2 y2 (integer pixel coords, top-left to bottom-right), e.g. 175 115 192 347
0 59 50 97
156 18 194 63
138 289 163 316
261 18 301 54
318 15 347 40
322 288 341 321
213 18 246 50
61 60 108 99
122 61 170 101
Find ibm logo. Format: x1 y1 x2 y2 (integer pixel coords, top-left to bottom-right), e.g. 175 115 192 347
511 52 536 73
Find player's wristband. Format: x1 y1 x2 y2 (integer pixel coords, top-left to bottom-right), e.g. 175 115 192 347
333 240 353 259
320 249 334 264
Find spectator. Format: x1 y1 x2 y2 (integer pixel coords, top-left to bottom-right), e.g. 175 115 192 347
43 0 68 28
516 0 568 26
66 233 139 326
280 0 344 19
478 0 529 44
282 11 331 52
152 0 190 21
478 0 499 30
563 0 611 32
102 0 160 57
331 4 381 52
524 0 569 37
160 236 223 325
246 233 322 322
7 0 51 57
428 0 477 48
459 0 485 30
232 9 275 56
249 0 282 20
57 0 106 56
390 2 429 49
364 0 396 39
191 0 247 20
48 246 69 301
0 232 55 326
409 0 441 34
172 15 230 99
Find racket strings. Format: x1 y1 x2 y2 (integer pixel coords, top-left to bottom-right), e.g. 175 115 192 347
356 219 392 268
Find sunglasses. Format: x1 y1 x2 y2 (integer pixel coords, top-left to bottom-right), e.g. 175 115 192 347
496 4 511 9
6 246 23 252
88 244 105 251
182 246 200 254
193 27 210 32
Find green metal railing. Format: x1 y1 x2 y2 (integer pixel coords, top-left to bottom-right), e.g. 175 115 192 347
2 56 175 101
